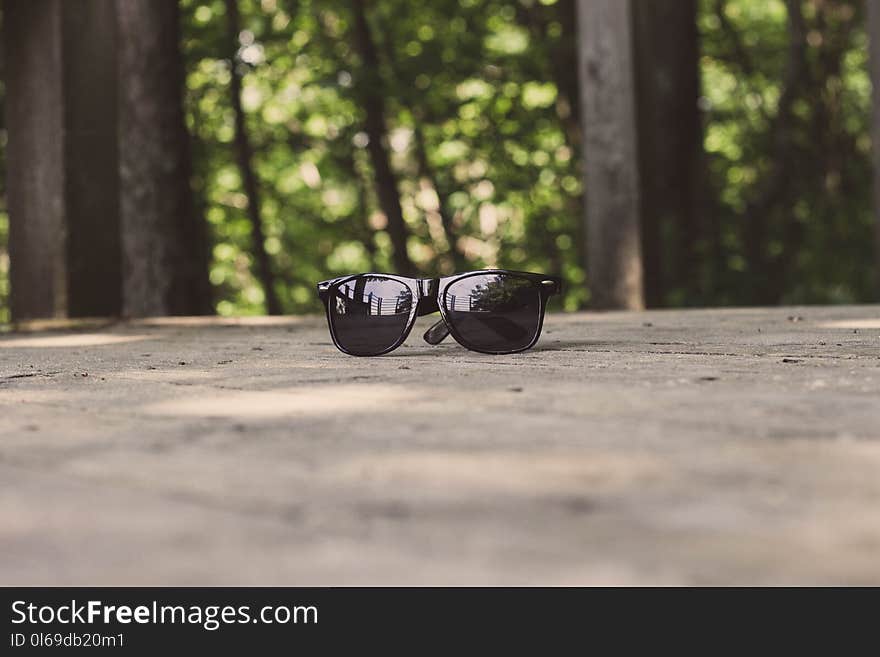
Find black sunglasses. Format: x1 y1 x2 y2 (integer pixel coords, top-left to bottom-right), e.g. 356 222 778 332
317 270 562 356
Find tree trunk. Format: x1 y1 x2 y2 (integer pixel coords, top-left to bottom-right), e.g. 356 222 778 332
741 0 807 304
117 0 211 317
632 0 702 307
554 0 583 153
350 0 415 276
224 0 282 315
869 0 880 299
4 0 121 321
412 124 466 272
576 0 644 309
341 148 378 271
370 12 462 273
514 0 582 153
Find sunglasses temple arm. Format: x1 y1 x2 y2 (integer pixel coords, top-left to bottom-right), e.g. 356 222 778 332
423 319 451 345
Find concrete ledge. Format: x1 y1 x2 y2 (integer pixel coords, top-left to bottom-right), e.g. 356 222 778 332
1 306 879 584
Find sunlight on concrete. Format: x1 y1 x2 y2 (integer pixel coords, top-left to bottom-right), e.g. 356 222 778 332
119 369 222 383
0 334 153 349
142 383 419 418
329 451 663 496
816 318 880 329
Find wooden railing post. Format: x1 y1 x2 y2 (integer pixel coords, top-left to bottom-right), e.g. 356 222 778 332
4 0 121 321
576 0 645 310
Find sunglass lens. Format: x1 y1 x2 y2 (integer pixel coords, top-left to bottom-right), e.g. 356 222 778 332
329 276 413 355
443 273 542 352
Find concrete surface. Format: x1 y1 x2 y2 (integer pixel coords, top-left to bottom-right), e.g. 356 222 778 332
1 306 879 585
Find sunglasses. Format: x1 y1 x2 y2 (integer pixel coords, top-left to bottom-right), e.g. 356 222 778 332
317 270 562 356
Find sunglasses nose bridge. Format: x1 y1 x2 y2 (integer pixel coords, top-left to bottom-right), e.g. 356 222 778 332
416 278 440 316
417 278 439 299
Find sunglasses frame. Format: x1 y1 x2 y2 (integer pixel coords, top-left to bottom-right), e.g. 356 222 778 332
317 270 562 356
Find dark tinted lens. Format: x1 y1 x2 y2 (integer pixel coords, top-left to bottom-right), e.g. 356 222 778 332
443 274 541 352
329 276 413 355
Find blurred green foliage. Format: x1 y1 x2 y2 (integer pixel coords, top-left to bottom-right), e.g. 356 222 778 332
0 0 875 322
181 0 586 315
699 0 873 304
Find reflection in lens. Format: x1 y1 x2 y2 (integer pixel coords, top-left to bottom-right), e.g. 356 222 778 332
443 274 541 352
330 276 413 355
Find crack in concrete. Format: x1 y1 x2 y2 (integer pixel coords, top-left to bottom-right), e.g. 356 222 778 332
0 370 63 384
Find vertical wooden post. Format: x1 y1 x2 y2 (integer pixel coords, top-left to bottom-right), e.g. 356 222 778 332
869 0 880 299
5 0 69 320
4 0 121 321
576 0 644 310
632 0 702 307
63 1 123 316
117 0 211 317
